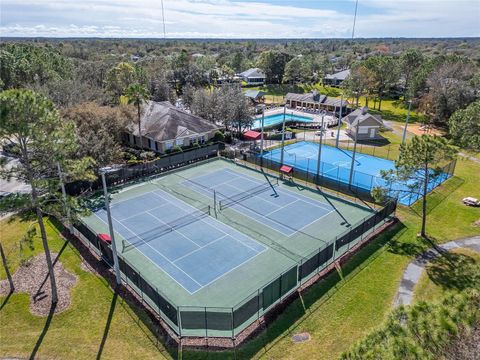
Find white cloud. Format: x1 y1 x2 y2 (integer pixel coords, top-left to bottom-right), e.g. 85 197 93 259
0 0 478 38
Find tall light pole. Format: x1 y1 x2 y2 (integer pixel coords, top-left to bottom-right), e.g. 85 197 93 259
260 106 265 158
100 168 122 286
352 0 359 40
316 111 326 183
336 95 344 148
402 100 412 145
348 124 360 190
280 104 287 167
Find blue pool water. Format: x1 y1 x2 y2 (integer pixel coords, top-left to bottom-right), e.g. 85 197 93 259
251 113 314 129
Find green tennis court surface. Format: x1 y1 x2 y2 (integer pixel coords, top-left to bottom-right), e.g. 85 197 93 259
81 158 381 336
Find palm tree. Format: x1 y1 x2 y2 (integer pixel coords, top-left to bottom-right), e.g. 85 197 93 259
125 83 149 148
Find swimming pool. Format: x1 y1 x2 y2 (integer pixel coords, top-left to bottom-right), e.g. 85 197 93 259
251 113 314 129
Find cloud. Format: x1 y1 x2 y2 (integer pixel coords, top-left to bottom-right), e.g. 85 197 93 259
0 0 478 38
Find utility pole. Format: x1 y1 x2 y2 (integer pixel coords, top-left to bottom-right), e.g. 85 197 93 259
402 100 412 145
100 169 122 286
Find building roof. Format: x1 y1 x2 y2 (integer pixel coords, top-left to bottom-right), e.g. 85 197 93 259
243 130 262 141
324 69 351 81
244 90 267 99
343 107 384 127
128 101 220 142
285 91 349 107
239 68 265 78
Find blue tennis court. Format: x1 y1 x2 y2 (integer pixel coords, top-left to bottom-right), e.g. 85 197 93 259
93 188 266 293
262 141 452 205
183 168 335 236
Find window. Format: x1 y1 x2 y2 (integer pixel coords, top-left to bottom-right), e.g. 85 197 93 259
148 138 152 149
199 135 206 144
175 138 183 146
165 141 173 150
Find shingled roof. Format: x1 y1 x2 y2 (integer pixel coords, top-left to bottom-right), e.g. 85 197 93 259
128 101 220 142
343 107 384 127
285 91 348 107
239 68 265 78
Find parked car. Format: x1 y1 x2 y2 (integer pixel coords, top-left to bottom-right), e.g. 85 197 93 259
462 197 480 206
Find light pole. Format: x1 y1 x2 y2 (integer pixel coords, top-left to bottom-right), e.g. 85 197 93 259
336 95 344 148
279 104 287 167
316 111 326 183
348 124 360 190
260 106 265 158
402 100 412 145
100 168 122 286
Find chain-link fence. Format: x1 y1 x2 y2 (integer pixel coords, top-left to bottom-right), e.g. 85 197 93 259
65 143 223 195
242 149 456 206
73 197 396 339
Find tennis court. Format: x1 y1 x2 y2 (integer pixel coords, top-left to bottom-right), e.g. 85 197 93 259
79 158 393 337
182 168 334 236
263 141 452 205
93 187 266 293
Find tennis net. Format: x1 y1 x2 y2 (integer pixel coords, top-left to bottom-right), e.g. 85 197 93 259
123 205 211 250
218 180 278 211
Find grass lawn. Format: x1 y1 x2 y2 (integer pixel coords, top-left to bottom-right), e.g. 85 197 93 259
0 217 173 360
1 154 478 359
413 248 480 304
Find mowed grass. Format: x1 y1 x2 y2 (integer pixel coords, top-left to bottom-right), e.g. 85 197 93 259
1 155 478 359
0 217 173 360
413 248 480 304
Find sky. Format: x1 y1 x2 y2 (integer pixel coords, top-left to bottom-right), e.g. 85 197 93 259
1 0 479 39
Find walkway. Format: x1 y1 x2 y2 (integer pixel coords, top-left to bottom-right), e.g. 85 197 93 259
393 236 480 307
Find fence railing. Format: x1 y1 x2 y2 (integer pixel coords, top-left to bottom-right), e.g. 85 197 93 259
65 143 223 195
73 197 397 339
243 149 456 206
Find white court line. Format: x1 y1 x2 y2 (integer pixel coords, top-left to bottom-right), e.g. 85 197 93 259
192 241 267 291
118 202 169 222
93 211 203 293
223 168 333 212
109 188 159 208
187 168 331 237
151 191 263 254
172 234 229 263
146 209 201 250
265 199 300 217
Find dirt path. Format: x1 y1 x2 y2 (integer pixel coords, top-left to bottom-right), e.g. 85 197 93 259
393 236 480 307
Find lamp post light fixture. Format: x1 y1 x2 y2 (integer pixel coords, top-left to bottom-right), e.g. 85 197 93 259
100 167 122 286
402 100 412 145
316 111 327 184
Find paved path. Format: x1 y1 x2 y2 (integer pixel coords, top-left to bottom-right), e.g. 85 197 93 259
393 236 480 307
459 152 480 164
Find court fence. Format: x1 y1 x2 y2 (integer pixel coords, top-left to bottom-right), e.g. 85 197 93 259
241 149 456 206
73 198 397 339
65 143 223 195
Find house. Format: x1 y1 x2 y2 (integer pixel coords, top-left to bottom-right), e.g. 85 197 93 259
285 90 350 114
125 101 221 153
343 107 384 140
238 68 266 85
324 69 351 86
